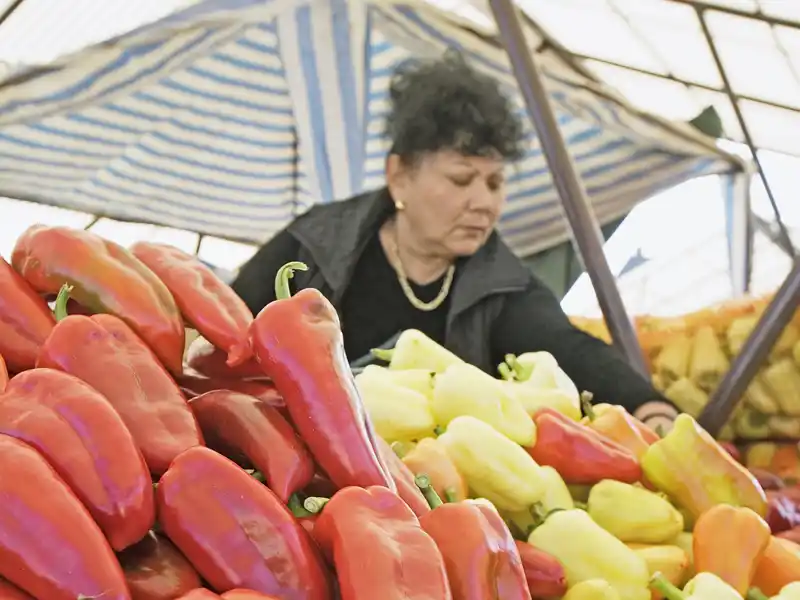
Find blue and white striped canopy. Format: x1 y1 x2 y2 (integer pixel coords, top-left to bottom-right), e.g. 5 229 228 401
0 0 743 257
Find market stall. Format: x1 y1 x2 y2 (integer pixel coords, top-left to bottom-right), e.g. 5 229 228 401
0 0 798 597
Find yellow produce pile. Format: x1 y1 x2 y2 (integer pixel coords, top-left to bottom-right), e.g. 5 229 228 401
359 329 800 598
570 292 800 441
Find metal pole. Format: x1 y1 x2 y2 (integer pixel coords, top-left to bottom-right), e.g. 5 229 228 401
699 258 800 436
0 0 25 28
488 0 648 376
696 7 795 259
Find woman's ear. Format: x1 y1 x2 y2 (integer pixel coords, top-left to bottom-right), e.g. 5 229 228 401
385 153 406 190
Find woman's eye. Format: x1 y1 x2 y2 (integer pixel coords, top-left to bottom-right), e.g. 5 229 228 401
450 177 473 187
488 179 503 191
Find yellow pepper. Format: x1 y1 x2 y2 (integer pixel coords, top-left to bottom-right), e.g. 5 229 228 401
355 369 436 442
438 415 545 512
587 480 684 544
627 544 690 592
499 352 582 420
641 414 767 523
668 532 695 579
771 582 800 599
528 509 651 600
372 328 463 373
650 572 743 600
432 363 536 446
500 379 582 421
564 579 621 600
357 364 434 398
504 465 573 537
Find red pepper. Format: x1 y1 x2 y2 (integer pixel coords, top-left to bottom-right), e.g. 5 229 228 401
419 498 530 599
223 591 282 599
185 337 264 380
118 531 202 600
720 441 742 463
303 474 339 499
527 408 642 484
246 262 394 491
0 256 55 373
376 436 431 517
778 526 800 543
313 485 450 599
766 490 800 533
157 446 333 599
0 368 154 551
177 591 220 600
12 225 185 374
0 434 130 599
130 242 253 366
751 468 787 491
37 285 203 475
0 356 7 393
514 541 568 598
177 369 288 416
0 578 32 599
188 390 314 503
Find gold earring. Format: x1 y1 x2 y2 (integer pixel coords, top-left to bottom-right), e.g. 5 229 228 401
395 201 405 211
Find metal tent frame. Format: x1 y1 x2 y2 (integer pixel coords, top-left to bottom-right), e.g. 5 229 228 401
486 0 799 436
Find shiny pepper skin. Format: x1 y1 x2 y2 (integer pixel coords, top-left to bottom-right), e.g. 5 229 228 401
0 434 130 599
157 446 332 600
0 368 155 551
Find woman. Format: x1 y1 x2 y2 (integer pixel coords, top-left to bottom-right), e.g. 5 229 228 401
232 52 678 431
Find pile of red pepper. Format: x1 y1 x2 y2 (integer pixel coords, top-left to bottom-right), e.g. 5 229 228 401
4 225 800 599
0 227 565 600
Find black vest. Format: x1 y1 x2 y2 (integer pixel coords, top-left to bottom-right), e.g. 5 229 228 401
286 188 532 373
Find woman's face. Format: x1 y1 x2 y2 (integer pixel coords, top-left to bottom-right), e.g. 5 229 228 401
386 150 507 258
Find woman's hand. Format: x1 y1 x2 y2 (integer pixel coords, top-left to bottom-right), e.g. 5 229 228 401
633 401 680 437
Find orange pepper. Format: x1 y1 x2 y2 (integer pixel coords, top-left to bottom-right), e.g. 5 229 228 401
693 504 771 594
752 536 800 595
770 445 800 482
581 396 658 460
399 438 468 503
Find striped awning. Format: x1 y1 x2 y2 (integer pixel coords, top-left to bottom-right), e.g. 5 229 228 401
0 0 744 257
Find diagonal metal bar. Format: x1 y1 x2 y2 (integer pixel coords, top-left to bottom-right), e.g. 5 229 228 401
666 0 800 30
699 258 800 436
488 0 648 376
0 0 24 28
696 7 796 259
754 213 795 257
572 54 800 115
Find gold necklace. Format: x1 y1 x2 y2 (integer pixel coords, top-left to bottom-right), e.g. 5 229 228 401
390 229 455 312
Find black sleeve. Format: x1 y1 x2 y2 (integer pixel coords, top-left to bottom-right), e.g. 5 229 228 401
231 228 302 315
491 278 667 415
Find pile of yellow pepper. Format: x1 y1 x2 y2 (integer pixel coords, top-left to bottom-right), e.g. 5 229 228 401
359 329 800 599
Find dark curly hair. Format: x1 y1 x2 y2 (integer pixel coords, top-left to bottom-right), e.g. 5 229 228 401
386 50 527 164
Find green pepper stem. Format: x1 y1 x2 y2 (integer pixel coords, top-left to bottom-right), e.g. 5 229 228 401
580 392 596 420
391 441 411 459
249 471 266 483
415 474 444 509
746 589 770 600
287 494 314 518
371 348 394 362
433 425 445 437
649 573 687 600
53 284 73 322
498 362 515 381
506 354 533 381
573 501 588 511
444 488 459 503
274 261 308 300
303 497 329 514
